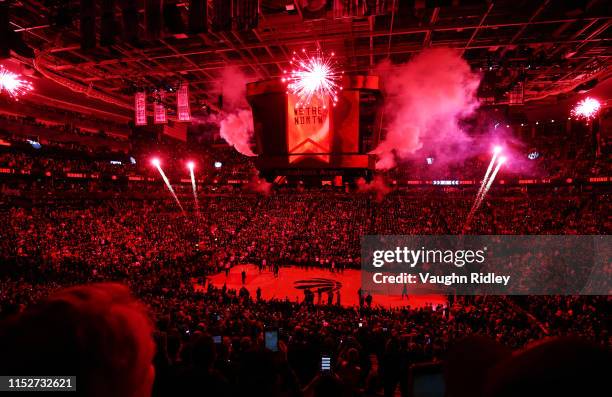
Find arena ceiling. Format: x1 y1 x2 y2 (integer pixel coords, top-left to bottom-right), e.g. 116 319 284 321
5 0 612 116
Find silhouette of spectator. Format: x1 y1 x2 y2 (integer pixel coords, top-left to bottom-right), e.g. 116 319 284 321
173 333 230 397
0 283 155 397
444 336 512 397
484 337 611 397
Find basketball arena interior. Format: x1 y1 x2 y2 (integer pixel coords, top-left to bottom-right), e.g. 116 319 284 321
0 1 610 396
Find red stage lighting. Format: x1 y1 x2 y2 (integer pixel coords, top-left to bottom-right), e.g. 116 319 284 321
187 161 195 170
151 158 161 167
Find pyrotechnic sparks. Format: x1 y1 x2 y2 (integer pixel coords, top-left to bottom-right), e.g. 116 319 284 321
571 97 601 120
151 158 185 213
282 49 343 108
464 150 506 231
474 146 501 204
187 161 199 215
0 66 33 99
480 156 506 200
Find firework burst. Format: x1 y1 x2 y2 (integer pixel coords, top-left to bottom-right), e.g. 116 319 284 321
571 97 601 120
282 49 343 108
0 66 34 99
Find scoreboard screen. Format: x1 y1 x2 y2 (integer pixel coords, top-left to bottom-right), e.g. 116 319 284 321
247 75 381 178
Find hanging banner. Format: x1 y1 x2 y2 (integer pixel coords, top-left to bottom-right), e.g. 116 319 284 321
154 91 167 124
287 93 330 164
135 92 147 126
177 83 191 122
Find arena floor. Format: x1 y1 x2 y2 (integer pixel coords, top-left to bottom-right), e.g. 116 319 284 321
207 264 446 308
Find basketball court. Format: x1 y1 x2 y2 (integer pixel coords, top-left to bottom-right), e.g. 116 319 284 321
207 264 447 308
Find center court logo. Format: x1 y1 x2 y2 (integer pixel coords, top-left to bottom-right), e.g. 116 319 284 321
294 278 342 292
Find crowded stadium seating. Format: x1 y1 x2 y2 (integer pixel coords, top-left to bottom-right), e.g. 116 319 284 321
1 105 610 397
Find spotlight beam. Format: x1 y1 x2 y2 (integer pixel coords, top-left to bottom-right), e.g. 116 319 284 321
154 162 185 213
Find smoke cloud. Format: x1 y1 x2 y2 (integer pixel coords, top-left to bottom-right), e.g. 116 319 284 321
220 109 256 156
220 67 250 109
356 176 392 202
214 67 257 156
374 48 481 169
246 175 273 195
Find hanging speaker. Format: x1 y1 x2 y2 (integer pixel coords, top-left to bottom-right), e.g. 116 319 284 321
122 0 139 45
0 1 9 58
145 0 163 39
101 0 116 46
188 0 207 34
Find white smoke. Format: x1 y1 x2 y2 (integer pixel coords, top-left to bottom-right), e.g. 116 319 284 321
215 67 257 156
219 109 256 156
374 48 481 169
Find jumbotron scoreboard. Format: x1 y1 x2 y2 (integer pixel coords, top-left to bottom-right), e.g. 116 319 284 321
247 75 382 183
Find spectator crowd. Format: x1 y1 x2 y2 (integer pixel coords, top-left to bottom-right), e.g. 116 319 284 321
0 119 610 396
